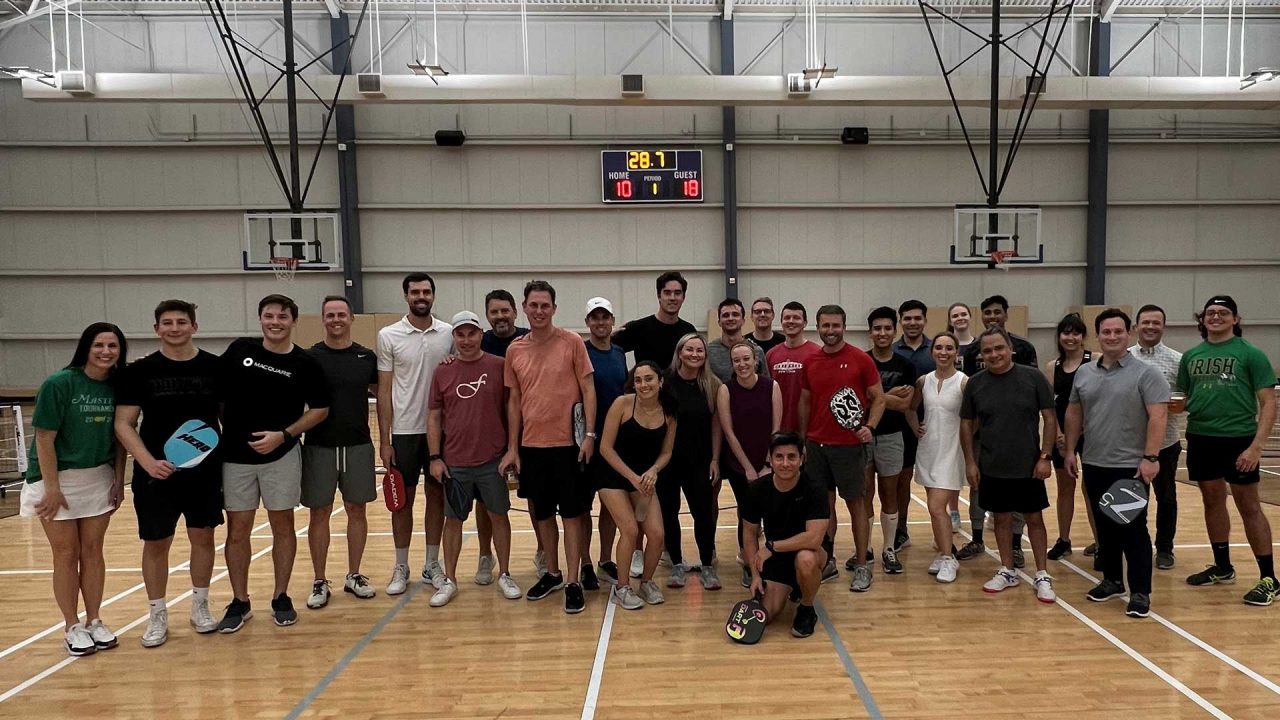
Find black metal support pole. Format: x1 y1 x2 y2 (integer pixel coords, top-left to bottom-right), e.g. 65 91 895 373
330 13 365 311
720 15 738 300
988 0 1000 210
1085 18 1110 304
282 0 304 242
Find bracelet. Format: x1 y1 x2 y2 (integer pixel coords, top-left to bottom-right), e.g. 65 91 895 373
585 432 598 439
1142 455 1159 463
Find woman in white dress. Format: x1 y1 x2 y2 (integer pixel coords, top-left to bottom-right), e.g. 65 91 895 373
911 333 967 583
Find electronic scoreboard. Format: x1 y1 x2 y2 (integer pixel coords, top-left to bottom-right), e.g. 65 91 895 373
601 149 703 204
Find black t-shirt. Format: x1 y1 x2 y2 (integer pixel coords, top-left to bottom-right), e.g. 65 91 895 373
962 332 1038 374
960 364 1054 479
219 338 330 465
116 349 222 472
871 351 917 436
741 471 830 543
750 332 785 355
481 327 529 358
614 314 697 369
306 342 378 447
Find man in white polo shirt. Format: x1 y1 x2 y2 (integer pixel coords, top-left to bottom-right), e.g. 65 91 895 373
376 272 454 595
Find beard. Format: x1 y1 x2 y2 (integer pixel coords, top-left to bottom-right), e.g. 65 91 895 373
409 301 432 317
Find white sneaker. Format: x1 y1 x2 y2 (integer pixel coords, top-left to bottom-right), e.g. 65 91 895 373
638 580 665 605
430 578 458 607
306 579 331 609
85 618 118 650
983 568 1020 594
344 573 376 599
64 623 96 656
928 555 943 576
534 549 547 578
629 550 644 579
497 573 523 600
613 585 644 611
190 598 217 633
387 563 410 596
1034 571 1056 604
475 554 497 586
659 551 673 569
141 610 168 648
937 556 959 584
422 560 446 590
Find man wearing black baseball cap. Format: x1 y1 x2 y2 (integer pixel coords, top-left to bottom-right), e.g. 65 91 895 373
1176 295 1279 606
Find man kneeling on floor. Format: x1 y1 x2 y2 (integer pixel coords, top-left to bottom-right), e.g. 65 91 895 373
741 432 830 638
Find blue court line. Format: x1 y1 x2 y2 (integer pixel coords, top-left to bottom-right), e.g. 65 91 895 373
815 602 884 720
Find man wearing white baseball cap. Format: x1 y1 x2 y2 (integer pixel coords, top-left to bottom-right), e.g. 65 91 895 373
584 297 626 586
426 310 522 605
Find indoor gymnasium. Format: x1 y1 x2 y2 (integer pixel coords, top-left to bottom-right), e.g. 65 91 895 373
1 0 1279 717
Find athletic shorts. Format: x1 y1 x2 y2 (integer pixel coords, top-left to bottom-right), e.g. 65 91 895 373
519 445 590 521
132 463 224 541
1186 433 1261 485
301 443 377 508
1051 437 1083 470
978 475 1050 514
870 432 904 477
223 445 302 512
445 458 511 520
901 430 919 468
390 433 431 488
804 441 867 500
760 548 828 592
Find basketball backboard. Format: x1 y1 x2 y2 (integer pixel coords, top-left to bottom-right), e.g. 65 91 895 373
951 205 1043 267
242 212 342 272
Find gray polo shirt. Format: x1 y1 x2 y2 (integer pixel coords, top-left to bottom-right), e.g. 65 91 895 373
1070 351 1170 467
707 337 769 385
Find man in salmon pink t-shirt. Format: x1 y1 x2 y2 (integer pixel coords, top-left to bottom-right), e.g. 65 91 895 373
766 301 820 433
798 304 885 594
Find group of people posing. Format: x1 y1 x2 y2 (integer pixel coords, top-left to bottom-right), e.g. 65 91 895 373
19 269 1278 651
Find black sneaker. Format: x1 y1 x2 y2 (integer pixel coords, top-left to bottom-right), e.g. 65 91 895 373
581 564 601 591
791 604 818 638
1155 550 1175 570
1087 579 1126 602
1047 538 1072 560
881 549 903 575
1187 565 1235 586
564 582 586 614
955 540 985 561
844 555 858 571
1082 542 1098 557
271 593 298 626
1012 545 1025 569
866 548 875 566
597 561 619 585
1126 593 1151 618
526 572 565 601
217 598 252 634
893 530 911 552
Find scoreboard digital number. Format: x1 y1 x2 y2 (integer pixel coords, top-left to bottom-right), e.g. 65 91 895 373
601 149 703 204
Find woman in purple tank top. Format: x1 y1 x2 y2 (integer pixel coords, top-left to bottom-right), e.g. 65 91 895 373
716 342 782 587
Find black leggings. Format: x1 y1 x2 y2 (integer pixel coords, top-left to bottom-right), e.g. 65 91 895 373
657 463 717 567
721 467 752 550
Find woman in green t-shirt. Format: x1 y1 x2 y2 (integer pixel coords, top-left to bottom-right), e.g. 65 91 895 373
20 322 128 657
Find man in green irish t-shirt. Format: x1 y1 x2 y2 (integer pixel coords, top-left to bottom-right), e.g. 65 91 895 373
1176 295 1278 606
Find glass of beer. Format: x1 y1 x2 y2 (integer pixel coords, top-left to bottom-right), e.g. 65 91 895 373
1169 391 1186 414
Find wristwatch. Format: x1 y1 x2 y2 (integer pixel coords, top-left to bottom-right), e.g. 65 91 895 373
428 453 443 462
1142 454 1159 462
864 424 877 433
280 429 293 442
585 432 598 439
765 540 775 553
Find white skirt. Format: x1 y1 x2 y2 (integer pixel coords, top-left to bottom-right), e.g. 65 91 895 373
20 463 116 520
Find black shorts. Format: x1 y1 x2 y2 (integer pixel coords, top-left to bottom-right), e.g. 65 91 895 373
761 548 828 595
593 454 634 493
901 430 919 468
978 475 1050 514
1186 433 1261 485
132 464 225 541
1051 437 1082 470
519 446 591 521
391 434 430 488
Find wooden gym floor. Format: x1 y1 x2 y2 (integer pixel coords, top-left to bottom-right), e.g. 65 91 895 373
2 465 1280 719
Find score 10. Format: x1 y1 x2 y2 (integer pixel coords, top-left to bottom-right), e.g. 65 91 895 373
601 149 704 204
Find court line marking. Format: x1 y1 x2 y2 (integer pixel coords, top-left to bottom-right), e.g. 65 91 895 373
912 494 1230 717
580 595 617 720
0 506 331 705
815 602 884 720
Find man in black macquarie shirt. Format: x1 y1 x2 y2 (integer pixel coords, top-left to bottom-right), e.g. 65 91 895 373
613 270 696 369
302 296 380 610
741 433 831 640
961 295 1039 373
217 294 330 633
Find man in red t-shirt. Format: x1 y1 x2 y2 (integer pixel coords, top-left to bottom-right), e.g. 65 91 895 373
427 311 523 607
766 301 820 434
799 304 885 593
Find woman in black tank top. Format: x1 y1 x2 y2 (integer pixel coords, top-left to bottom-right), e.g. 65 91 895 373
1042 314 1098 560
597 361 676 610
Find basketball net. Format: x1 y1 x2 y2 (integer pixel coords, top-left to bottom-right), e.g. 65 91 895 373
269 256 300 283
989 250 1016 272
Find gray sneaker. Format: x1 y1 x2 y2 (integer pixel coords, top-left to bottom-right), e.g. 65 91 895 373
613 585 644 610
1156 550 1176 570
850 564 872 592
638 580 666 605
700 565 722 591
667 564 687 588
821 558 839 583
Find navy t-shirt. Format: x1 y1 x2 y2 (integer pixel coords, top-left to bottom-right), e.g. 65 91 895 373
586 341 628 436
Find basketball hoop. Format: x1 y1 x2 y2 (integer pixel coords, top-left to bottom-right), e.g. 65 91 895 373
269 256 300 282
989 250 1017 272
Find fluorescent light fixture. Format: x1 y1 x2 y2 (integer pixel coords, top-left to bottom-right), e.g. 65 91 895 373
1240 67 1278 90
802 66 837 80
407 62 448 77
0 66 57 87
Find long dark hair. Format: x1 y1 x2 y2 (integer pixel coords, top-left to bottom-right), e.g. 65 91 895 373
1055 313 1087 362
631 360 678 415
67 322 128 380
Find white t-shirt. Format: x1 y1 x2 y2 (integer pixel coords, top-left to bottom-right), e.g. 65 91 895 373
377 315 454 435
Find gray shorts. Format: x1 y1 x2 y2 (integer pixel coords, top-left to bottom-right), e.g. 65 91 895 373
804 441 867 500
445 459 511 520
870 432 904 477
301 443 377 509
223 445 302 512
